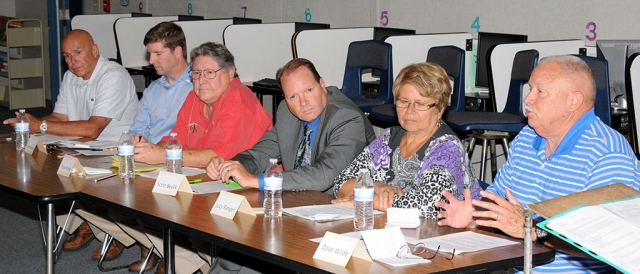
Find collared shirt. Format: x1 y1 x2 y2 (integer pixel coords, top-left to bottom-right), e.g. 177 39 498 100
128 66 192 144
258 117 320 190
488 108 639 273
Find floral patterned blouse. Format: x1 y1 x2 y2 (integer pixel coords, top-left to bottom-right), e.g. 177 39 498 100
333 124 482 218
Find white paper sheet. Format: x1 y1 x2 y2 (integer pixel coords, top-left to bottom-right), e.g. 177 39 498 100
35 134 78 145
405 231 519 255
190 180 242 194
282 204 383 222
360 227 431 266
137 167 206 179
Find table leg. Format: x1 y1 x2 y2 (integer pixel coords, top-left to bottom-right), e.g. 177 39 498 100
163 228 175 274
46 203 56 274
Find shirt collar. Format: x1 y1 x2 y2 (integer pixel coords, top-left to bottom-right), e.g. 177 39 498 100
159 64 191 87
532 108 596 155
302 116 321 128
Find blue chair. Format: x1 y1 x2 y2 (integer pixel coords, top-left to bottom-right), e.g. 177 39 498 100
341 40 393 114
444 49 539 182
368 45 466 127
572 55 612 127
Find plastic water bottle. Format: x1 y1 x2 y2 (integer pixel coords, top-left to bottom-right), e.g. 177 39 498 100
354 168 374 231
117 130 135 180
165 133 182 174
15 109 29 151
263 158 283 218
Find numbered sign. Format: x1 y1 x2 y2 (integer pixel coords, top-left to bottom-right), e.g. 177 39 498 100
471 16 480 32
380 11 388 26
305 8 312 23
187 3 193 15
241 6 247 18
585 22 597 41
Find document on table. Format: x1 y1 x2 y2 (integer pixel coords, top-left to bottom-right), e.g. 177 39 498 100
35 134 78 144
62 140 118 149
137 167 206 179
406 231 519 255
283 204 383 222
541 196 640 273
76 150 118 156
361 227 430 267
190 180 242 195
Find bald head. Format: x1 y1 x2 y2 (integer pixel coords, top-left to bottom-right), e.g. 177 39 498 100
538 55 596 104
62 29 100 80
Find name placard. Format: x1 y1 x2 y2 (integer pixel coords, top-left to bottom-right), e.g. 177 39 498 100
25 135 46 155
313 231 360 266
57 155 86 177
386 208 421 228
210 191 255 219
152 171 193 196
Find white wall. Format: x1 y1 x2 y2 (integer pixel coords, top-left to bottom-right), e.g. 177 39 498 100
0 1 16 17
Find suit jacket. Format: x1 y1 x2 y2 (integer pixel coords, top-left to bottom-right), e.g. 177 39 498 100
233 86 376 193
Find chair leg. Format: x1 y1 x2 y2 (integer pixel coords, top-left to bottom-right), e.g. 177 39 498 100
137 244 156 274
480 138 489 182
501 137 510 160
467 137 477 154
97 234 129 272
490 139 498 181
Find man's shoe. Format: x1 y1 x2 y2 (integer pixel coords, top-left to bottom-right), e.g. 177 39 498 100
63 221 94 251
154 258 165 274
92 239 124 261
128 245 159 272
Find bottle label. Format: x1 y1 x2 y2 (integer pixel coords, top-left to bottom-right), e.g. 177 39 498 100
354 188 374 201
264 177 283 190
15 122 29 132
118 145 134 156
166 149 182 159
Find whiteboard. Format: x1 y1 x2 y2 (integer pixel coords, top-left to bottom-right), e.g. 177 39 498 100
294 28 374 87
223 23 298 82
114 16 178 68
71 14 131 60
175 19 233 59
384 33 472 82
489 40 585 113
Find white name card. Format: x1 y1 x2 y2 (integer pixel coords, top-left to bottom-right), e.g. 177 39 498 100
152 171 193 196
210 191 255 219
313 231 361 266
386 208 421 228
25 135 46 155
57 155 86 177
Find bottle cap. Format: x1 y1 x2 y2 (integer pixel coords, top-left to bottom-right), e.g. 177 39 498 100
19 109 25 113
359 168 369 173
122 130 128 134
269 158 278 164
170 132 177 137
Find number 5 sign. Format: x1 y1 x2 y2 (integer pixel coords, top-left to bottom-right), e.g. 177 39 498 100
380 11 389 26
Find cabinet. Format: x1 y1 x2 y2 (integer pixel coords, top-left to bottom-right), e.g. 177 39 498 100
0 18 46 110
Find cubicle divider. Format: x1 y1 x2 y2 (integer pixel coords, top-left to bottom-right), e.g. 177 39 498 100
175 19 234 56
223 23 309 82
71 13 131 60
488 40 585 113
114 16 178 68
294 28 375 88
383 33 472 82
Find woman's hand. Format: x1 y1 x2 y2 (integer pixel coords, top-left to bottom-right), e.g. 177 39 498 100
374 182 403 210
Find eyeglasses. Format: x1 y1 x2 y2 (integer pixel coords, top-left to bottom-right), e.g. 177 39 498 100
394 100 437 111
190 68 223 80
396 243 454 260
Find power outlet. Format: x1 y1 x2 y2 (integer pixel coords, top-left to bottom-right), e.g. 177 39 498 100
92 0 101 12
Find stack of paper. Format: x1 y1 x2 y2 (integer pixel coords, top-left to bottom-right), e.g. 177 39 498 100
283 204 383 222
111 155 165 173
406 231 519 255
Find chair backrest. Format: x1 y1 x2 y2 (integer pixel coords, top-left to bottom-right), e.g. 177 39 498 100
625 52 640 156
573 55 612 126
426 46 466 112
341 40 393 104
502 49 539 116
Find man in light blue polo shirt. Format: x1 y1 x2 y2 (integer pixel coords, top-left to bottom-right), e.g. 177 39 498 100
435 55 639 273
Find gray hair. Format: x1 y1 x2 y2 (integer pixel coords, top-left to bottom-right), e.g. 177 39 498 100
538 55 596 100
190 42 238 77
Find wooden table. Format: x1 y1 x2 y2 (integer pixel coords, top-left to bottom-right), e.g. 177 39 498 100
0 140 555 273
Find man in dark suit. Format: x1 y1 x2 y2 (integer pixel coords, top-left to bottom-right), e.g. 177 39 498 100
207 58 375 193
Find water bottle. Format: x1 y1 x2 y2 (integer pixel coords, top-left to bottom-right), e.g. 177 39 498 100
354 168 374 231
165 133 182 174
117 130 135 180
263 158 283 218
15 109 29 151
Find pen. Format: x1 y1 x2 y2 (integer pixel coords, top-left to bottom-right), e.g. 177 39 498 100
95 173 117 183
188 179 203 184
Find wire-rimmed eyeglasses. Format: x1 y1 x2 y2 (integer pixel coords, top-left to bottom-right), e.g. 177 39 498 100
190 68 223 80
394 100 437 111
396 243 455 260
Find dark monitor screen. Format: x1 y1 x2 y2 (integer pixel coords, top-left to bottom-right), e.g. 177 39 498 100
596 40 640 101
131 12 152 17
475 32 528 88
178 15 204 21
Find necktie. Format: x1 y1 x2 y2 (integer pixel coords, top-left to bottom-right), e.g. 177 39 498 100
294 125 312 169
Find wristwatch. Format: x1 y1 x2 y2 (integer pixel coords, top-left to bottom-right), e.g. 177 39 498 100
40 120 47 134
534 227 550 247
